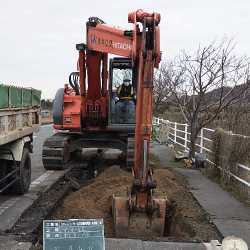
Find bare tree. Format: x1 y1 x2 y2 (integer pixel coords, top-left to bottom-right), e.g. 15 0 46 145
153 62 170 114
168 37 250 158
153 61 185 114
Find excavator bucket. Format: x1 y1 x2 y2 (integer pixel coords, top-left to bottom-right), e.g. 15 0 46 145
112 194 167 238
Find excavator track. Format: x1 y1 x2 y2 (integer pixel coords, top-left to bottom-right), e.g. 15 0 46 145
42 133 80 170
126 134 135 171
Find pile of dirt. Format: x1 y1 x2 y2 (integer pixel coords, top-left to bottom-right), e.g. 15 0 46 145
52 153 222 243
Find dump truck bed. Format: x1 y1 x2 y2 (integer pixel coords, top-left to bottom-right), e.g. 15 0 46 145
0 84 41 146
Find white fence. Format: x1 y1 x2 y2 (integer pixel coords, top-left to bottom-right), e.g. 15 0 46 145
153 117 214 155
153 117 250 192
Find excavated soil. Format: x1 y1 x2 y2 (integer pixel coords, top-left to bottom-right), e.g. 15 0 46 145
51 151 222 243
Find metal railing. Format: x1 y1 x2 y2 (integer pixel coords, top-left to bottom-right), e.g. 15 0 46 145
153 117 214 154
153 117 250 191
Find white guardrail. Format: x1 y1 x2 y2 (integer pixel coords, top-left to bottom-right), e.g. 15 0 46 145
153 117 214 154
152 117 250 189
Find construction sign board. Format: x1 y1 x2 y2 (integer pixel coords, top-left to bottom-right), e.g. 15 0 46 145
43 219 105 250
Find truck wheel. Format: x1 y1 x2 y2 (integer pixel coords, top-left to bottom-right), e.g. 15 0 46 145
0 160 11 194
12 148 31 195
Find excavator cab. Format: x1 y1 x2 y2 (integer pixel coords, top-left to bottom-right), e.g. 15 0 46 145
108 57 136 130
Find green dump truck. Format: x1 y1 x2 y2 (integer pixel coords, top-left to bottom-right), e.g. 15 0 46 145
0 84 41 195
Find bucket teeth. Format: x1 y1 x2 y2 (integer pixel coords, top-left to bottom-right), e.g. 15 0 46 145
113 194 167 238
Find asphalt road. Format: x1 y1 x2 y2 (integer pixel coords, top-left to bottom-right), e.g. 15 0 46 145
31 124 54 181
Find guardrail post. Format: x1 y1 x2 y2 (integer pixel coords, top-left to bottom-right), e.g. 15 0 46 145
184 124 188 149
174 122 177 143
200 128 204 153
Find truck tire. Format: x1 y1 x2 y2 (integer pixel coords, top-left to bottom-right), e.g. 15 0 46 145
12 148 31 195
0 160 11 194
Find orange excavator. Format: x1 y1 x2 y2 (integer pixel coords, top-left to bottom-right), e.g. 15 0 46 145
42 9 166 237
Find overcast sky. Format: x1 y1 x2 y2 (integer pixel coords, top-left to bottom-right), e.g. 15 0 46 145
0 0 249 99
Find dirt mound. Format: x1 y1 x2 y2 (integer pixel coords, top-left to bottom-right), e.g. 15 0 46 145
52 154 222 242
52 165 130 237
